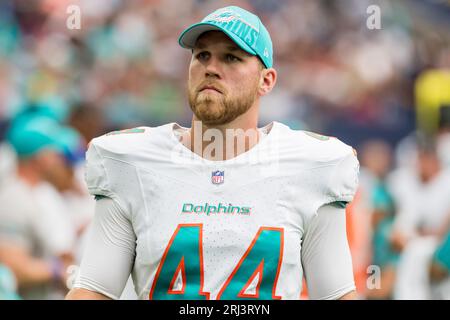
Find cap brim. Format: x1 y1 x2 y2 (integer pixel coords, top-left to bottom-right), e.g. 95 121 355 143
178 22 257 57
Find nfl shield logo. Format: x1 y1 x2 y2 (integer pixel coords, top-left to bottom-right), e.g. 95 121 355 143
211 170 224 185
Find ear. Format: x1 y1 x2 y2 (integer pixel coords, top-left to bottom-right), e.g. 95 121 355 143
258 68 277 96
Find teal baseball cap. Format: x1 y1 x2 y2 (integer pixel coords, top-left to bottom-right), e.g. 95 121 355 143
6 115 84 164
178 6 273 68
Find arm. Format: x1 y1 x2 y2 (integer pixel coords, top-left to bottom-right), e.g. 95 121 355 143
301 203 357 300
0 243 62 287
339 290 358 300
66 197 136 300
66 287 111 300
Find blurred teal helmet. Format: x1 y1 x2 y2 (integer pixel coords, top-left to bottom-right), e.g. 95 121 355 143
6 114 84 164
178 6 273 68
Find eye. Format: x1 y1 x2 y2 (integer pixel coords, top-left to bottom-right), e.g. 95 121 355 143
226 54 241 62
195 51 209 61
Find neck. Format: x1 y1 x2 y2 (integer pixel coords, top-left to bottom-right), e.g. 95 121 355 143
186 113 261 161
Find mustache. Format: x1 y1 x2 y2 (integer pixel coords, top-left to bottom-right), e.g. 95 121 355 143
196 81 226 94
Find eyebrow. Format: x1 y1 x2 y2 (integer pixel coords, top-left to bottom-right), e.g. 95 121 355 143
227 46 241 52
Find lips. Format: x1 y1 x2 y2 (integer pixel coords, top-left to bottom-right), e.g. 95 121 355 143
199 85 222 94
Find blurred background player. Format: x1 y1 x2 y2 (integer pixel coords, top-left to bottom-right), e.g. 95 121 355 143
0 107 92 299
0 112 75 299
356 140 398 299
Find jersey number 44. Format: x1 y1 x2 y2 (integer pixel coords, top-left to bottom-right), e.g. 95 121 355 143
149 224 284 300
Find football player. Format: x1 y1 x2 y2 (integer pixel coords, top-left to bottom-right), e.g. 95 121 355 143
67 6 359 300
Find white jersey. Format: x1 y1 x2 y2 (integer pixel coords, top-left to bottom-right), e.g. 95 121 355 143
75 121 359 300
0 176 76 299
388 167 450 237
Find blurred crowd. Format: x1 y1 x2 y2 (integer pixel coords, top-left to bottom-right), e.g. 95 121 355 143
0 0 449 299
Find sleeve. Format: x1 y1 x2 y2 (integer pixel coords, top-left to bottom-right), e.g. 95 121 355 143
324 150 360 206
301 204 356 300
84 141 115 198
73 197 136 300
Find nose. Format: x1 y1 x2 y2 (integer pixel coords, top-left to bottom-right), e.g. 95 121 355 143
204 56 222 79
